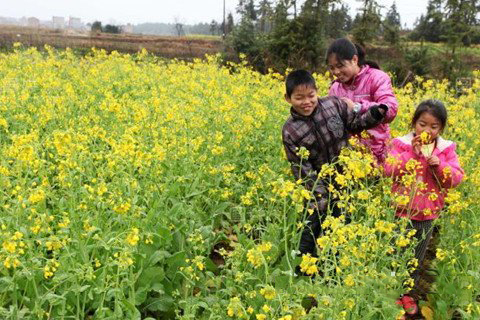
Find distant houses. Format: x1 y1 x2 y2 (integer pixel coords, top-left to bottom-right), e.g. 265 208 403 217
0 16 134 34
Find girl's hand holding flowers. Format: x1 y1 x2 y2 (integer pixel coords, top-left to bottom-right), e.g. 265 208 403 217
420 131 431 144
412 134 422 156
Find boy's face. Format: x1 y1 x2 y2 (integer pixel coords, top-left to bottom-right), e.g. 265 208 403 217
285 85 318 116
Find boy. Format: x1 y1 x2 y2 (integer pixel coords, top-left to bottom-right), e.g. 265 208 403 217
282 69 387 260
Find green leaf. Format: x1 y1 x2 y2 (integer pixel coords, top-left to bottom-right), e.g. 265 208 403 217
135 287 148 306
0 277 14 293
148 250 171 266
137 266 165 288
151 282 165 294
166 251 186 275
120 299 141 320
145 295 174 312
44 293 66 306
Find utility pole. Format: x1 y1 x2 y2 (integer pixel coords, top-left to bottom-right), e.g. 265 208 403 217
223 0 226 39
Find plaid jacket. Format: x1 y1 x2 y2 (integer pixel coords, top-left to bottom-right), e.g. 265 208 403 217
282 96 386 210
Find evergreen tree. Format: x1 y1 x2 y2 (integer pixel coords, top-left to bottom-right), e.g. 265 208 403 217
411 0 444 42
226 13 235 35
385 1 401 27
267 0 294 70
352 0 383 45
383 1 401 44
258 0 273 33
210 20 219 35
91 21 102 33
443 0 480 46
326 3 353 39
237 0 258 21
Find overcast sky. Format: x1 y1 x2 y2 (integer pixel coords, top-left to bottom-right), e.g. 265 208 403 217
1 0 429 28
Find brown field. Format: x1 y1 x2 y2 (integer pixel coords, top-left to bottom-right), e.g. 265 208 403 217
0 25 225 58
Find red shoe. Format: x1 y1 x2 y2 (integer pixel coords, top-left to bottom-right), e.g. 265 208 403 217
399 295 418 315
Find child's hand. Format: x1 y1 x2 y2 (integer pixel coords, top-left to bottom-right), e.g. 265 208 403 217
340 97 355 111
427 155 440 166
412 134 422 155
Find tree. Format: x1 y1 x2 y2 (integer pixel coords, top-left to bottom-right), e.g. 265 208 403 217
237 0 257 21
326 3 353 39
410 0 444 42
258 0 273 33
226 13 235 35
103 24 120 34
352 0 383 45
385 1 401 27
91 21 102 33
210 20 219 35
383 1 401 44
229 14 264 70
266 0 294 70
443 0 480 46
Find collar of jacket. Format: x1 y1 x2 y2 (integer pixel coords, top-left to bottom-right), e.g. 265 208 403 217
398 132 454 153
289 99 321 120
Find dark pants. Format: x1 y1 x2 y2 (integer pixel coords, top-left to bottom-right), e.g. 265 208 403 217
408 220 434 285
298 204 343 257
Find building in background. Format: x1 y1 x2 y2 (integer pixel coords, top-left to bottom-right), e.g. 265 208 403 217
121 23 134 34
68 17 83 29
27 17 40 28
52 16 65 29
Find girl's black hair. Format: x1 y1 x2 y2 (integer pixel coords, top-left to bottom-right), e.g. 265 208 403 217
326 38 380 69
285 69 317 98
412 99 448 129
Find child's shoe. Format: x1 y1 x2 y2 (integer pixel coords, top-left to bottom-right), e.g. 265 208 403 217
396 294 418 315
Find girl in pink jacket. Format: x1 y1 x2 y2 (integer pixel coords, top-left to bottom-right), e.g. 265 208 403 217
327 38 398 163
384 100 464 316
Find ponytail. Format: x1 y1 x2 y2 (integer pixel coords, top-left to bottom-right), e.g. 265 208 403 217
353 43 380 69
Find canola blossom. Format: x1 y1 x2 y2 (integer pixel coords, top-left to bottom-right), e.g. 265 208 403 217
0 46 479 319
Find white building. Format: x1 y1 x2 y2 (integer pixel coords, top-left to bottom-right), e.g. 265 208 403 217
68 17 82 29
52 16 65 29
121 23 134 34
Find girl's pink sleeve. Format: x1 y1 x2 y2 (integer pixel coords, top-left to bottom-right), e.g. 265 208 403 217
359 72 398 123
383 140 417 177
435 144 464 188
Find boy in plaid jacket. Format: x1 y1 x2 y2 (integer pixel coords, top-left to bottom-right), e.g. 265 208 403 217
282 70 387 259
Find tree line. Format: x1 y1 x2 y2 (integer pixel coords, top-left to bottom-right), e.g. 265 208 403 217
226 0 479 78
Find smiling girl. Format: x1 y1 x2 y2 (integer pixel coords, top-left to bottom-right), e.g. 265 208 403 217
327 38 398 163
384 99 464 317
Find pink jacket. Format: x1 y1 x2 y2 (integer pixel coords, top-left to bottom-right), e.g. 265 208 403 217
383 133 464 221
329 65 398 162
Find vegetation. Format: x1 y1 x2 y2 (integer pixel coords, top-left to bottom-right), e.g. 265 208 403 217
0 45 479 319
227 0 479 80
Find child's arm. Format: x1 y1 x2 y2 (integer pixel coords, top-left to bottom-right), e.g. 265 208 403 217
282 135 329 211
335 97 387 134
433 144 464 188
357 72 398 123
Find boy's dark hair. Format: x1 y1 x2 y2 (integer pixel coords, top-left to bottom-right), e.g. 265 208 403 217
412 99 448 129
285 70 317 98
326 38 380 69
